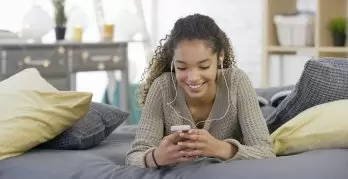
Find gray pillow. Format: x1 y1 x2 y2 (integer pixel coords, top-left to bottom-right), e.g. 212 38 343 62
255 85 294 105
38 102 129 149
270 89 293 107
260 106 276 119
257 96 269 107
267 58 348 133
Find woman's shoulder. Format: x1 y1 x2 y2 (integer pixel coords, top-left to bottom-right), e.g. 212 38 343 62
152 72 173 86
150 72 176 94
219 67 251 84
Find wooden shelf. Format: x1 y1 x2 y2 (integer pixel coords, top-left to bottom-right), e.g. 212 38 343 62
318 47 348 53
262 0 348 87
268 46 317 54
268 46 348 53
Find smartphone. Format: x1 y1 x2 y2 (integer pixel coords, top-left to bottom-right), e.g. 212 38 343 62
170 125 191 133
171 125 191 144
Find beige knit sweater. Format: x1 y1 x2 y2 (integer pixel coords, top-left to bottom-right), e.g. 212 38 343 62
125 67 275 168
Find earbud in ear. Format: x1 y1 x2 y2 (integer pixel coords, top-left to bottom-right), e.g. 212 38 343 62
219 57 223 69
170 60 174 72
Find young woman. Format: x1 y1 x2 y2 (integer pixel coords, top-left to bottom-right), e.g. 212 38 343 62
125 13 275 168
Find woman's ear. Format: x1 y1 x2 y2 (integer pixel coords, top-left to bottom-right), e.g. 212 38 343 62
219 57 223 68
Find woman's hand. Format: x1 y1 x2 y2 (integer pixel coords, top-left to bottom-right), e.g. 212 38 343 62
178 129 237 160
151 131 196 167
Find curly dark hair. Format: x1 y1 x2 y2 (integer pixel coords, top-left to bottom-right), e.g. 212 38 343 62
138 13 236 107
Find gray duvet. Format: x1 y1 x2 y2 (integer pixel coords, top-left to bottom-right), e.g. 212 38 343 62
1 125 348 179
1 147 348 179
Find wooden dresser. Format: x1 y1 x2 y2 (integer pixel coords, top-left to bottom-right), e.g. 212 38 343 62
0 41 130 114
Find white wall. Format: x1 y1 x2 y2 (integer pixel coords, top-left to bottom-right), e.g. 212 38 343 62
154 0 315 87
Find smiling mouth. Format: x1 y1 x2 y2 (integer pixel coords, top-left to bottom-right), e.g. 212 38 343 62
186 82 206 89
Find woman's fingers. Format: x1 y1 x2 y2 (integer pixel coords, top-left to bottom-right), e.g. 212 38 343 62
166 144 189 158
168 143 187 153
176 156 196 163
178 141 204 149
172 149 188 158
164 131 181 144
179 133 207 143
181 149 203 157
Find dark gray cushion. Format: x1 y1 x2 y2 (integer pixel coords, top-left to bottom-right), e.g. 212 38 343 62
260 106 276 119
255 86 294 119
267 58 348 133
255 85 294 107
270 89 293 107
38 102 129 150
257 96 269 107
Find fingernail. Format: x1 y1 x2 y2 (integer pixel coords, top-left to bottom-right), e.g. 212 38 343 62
178 142 182 145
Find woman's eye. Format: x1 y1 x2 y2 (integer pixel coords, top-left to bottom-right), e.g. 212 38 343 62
200 66 210 69
176 67 186 71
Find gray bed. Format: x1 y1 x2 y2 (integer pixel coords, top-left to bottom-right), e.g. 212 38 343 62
1 125 348 179
1 83 348 179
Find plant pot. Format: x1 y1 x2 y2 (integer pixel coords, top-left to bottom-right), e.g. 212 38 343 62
332 31 346 46
55 26 66 41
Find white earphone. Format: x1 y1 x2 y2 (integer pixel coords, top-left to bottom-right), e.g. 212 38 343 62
220 57 223 69
166 57 231 128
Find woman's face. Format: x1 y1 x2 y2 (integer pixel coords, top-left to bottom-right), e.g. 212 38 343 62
173 39 219 100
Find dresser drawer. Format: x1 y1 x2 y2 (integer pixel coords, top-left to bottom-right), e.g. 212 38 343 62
1 46 67 76
70 44 127 72
45 76 71 91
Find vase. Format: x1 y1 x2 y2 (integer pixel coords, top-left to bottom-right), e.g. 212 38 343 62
332 32 346 46
55 26 66 41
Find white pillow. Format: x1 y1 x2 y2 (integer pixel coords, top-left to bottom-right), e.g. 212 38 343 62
0 68 57 91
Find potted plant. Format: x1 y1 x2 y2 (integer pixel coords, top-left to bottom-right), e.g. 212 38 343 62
52 0 67 41
329 17 347 46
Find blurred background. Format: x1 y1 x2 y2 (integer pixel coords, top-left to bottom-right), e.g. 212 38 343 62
0 0 346 123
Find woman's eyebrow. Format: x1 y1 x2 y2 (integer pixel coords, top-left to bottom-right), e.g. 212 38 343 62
175 60 186 64
198 59 211 64
174 58 211 64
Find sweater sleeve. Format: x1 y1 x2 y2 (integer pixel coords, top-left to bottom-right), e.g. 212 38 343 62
125 78 164 168
224 70 275 160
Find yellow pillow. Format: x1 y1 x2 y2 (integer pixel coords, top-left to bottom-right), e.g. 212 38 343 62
0 68 92 160
271 99 348 155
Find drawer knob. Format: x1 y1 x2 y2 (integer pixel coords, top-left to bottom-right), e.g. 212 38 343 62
24 56 31 63
113 56 121 63
98 63 105 70
58 46 65 55
82 51 89 62
43 60 50 67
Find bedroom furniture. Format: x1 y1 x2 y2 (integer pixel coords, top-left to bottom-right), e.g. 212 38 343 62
1 80 348 179
2 123 348 179
0 41 130 116
3 57 348 179
262 0 348 87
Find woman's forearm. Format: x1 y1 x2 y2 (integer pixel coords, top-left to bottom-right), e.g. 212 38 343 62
145 149 159 168
216 141 237 160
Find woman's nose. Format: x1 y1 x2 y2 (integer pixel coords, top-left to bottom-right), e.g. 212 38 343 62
187 70 200 82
